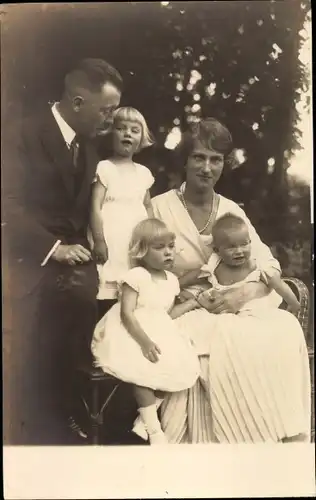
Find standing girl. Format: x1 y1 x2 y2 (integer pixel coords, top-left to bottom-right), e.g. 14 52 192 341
92 218 201 444
90 107 155 311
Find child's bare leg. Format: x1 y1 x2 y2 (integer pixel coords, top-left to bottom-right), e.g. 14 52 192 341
155 390 165 400
133 385 168 445
134 385 156 408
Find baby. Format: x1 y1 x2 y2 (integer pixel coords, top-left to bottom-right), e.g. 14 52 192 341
179 213 300 314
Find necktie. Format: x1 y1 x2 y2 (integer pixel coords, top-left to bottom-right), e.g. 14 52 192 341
70 136 80 169
70 135 85 194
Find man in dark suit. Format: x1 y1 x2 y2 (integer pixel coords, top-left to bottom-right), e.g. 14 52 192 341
3 58 122 444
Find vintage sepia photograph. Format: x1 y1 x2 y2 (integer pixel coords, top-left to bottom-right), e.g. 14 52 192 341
2 1 314 498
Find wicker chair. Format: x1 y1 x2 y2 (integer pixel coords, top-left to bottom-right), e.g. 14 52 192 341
75 277 313 445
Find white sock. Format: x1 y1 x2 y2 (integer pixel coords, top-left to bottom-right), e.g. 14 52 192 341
132 415 148 440
139 404 162 435
132 398 165 440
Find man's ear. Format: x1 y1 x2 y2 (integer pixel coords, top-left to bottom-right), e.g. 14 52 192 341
72 95 84 111
213 245 219 253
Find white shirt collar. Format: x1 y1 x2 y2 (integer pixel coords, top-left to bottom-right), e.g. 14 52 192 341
51 102 76 147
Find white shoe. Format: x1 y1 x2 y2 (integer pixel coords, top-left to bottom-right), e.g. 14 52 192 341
148 431 168 445
132 415 148 441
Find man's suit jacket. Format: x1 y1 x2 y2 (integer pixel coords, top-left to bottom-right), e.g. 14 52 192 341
3 105 100 297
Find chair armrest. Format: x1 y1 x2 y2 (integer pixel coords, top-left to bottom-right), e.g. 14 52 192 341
282 277 310 340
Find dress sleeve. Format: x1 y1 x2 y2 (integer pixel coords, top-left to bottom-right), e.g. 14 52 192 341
227 202 281 275
201 252 221 274
95 160 112 188
121 267 148 292
168 272 180 297
139 164 155 191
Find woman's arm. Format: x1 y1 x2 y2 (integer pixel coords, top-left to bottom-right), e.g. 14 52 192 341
90 180 108 264
121 283 161 362
144 190 154 218
197 281 269 314
169 297 200 319
178 269 203 288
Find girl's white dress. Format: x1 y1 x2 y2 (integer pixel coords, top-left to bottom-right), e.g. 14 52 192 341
92 267 200 391
94 159 154 299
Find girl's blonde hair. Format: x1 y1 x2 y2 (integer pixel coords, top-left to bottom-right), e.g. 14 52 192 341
113 106 155 151
129 218 175 266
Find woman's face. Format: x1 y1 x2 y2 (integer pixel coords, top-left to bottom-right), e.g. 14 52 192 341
185 141 224 191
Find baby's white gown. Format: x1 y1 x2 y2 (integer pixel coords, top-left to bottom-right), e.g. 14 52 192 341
92 267 200 391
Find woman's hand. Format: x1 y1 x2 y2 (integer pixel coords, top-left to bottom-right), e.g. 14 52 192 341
141 339 161 363
93 241 108 264
197 282 269 314
206 288 242 314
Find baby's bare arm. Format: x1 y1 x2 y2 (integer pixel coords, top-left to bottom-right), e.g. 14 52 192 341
267 274 300 313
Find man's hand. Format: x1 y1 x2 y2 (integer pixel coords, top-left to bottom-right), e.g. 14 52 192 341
52 244 92 266
93 241 108 265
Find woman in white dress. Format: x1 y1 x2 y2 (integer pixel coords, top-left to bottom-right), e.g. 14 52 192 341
92 218 200 444
147 118 311 444
89 107 155 311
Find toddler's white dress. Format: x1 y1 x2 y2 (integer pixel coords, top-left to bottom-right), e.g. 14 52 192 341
94 160 154 299
92 267 200 391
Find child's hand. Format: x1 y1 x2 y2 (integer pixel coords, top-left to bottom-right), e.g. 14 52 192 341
189 298 202 309
93 241 108 264
141 339 161 363
178 290 195 303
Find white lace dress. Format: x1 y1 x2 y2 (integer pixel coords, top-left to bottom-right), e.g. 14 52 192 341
94 159 154 299
92 267 200 391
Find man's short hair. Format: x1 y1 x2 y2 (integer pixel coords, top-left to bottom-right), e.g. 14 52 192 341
64 58 123 95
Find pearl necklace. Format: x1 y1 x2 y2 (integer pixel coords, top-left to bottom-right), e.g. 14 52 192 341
178 191 215 234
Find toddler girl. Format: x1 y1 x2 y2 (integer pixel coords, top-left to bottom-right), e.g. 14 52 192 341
90 107 155 304
91 218 201 444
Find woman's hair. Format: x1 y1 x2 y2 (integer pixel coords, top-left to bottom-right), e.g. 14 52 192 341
129 218 175 266
212 213 248 244
113 106 155 151
174 118 233 167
